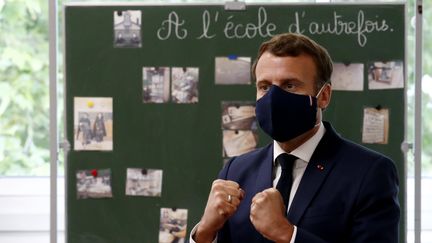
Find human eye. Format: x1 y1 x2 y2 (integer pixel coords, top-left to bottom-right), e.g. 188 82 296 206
257 82 271 92
281 81 301 93
281 83 296 92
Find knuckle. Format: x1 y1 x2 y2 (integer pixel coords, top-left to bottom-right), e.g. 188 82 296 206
260 193 267 199
269 188 278 193
212 179 222 187
213 182 228 191
214 190 224 198
232 181 240 188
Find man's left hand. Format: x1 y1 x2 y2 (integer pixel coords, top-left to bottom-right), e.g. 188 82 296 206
250 188 294 243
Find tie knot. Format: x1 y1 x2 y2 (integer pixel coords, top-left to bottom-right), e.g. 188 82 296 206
276 153 297 171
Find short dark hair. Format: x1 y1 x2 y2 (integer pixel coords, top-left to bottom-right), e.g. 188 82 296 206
252 33 333 92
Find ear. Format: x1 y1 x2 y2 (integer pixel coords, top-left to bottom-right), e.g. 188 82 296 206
318 84 332 109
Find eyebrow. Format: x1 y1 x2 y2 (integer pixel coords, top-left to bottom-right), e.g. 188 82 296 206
256 79 271 84
280 78 303 84
256 78 303 86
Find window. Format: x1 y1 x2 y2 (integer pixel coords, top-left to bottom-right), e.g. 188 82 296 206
0 0 50 176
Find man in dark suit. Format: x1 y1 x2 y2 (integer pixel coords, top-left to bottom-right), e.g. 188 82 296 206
191 33 400 243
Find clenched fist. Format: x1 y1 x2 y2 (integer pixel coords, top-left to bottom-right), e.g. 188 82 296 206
194 179 245 243
250 188 294 243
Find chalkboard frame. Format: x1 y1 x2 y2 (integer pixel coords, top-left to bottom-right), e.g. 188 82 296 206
63 3 407 242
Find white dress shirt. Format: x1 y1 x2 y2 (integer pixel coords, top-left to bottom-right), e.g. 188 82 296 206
273 122 325 242
190 123 326 243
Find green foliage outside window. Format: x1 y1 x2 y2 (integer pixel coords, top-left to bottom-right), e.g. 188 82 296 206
0 0 50 175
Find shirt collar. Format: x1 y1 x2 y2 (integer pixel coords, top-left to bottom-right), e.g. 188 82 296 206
273 122 326 165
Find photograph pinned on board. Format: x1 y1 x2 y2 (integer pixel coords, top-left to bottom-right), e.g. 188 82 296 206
331 63 364 91
368 61 404 89
159 208 188 243
221 101 257 130
74 97 113 151
222 130 258 157
76 168 113 199
125 168 163 197
143 67 170 103
362 107 389 144
113 10 142 48
171 67 199 104
215 56 251 85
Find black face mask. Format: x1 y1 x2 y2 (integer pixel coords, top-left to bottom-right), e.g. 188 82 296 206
256 85 321 142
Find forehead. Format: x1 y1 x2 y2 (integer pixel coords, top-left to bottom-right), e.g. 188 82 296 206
255 52 317 84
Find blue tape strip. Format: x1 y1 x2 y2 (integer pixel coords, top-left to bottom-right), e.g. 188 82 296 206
228 55 238 60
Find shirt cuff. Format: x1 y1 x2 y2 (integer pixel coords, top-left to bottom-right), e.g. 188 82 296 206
290 225 297 243
189 223 217 243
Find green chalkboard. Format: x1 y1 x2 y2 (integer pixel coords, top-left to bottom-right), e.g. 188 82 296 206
65 3 406 243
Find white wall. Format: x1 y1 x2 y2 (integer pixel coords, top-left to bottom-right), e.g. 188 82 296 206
0 177 65 243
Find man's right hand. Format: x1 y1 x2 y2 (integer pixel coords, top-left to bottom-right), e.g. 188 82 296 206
193 179 245 243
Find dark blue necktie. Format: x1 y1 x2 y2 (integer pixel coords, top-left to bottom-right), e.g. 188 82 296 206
276 153 297 211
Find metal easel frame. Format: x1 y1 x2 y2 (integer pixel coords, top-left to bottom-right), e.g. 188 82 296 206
49 0 58 242
414 0 423 242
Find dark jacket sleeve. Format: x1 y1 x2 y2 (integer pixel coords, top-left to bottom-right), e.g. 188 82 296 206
348 157 400 242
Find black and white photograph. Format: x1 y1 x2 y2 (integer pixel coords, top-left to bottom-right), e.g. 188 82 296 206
171 67 199 104
221 101 256 130
76 169 113 199
143 67 170 103
74 97 113 151
331 63 364 91
368 61 404 89
125 168 163 197
158 208 188 243
113 10 142 48
223 130 258 157
215 56 251 85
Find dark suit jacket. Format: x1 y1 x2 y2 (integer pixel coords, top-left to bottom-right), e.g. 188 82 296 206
217 122 400 243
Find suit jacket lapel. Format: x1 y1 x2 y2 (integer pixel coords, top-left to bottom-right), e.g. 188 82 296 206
287 122 341 225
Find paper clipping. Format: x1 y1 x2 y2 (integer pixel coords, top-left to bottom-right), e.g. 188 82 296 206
159 208 188 243
215 56 251 85
74 97 113 151
171 67 199 104
223 130 258 157
362 107 389 144
368 61 404 90
113 10 142 48
76 168 113 199
331 63 364 91
221 101 256 130
125 168 163 197
143 67 170 103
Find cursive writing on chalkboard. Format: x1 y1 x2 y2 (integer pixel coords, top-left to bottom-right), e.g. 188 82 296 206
222 7 277 39
303 10 390 47
157 11 188 40
197 10 218 39
156 7 394 47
